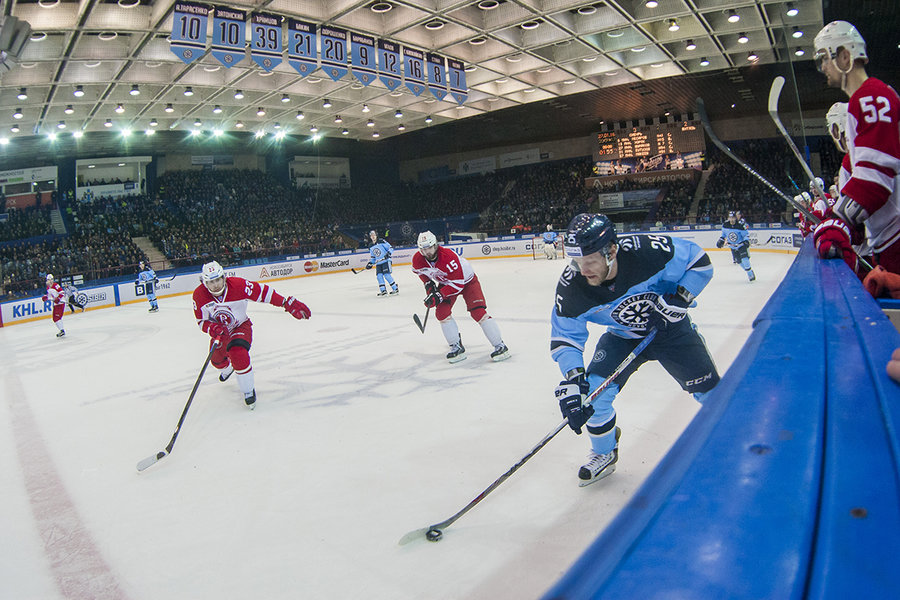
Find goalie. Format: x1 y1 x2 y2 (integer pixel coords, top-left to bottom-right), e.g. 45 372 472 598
542 225 560 260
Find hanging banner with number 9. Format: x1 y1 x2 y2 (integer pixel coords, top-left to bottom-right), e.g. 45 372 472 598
250 12 282 72
350 32 377 86
211 7 246 68
170 2 209 65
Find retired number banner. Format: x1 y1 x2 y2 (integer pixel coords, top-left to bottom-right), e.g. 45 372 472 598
250 12 282 71
378 39 401 92
427 53 448 101
402 46 426 97
211 7 245 68
350 32 377 86
170 2 209 65
288 19 317 77
320 26 348 82
448 59 468 105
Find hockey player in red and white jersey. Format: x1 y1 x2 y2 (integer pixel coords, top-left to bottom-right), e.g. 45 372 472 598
192 261 311 408
411 231 510 363
813 20 900 276
42 273 67 338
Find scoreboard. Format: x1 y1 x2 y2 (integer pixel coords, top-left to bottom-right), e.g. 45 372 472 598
594 120 705 160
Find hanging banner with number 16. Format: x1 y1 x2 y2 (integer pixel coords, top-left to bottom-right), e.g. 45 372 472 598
170 2 209 65
211 7 246 68
250 12 282 72
402 46 426 97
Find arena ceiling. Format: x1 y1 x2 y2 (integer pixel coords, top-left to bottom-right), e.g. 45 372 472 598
0 0 897 163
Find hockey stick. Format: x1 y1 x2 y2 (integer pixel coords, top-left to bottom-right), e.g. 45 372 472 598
136 341 218 472
351 268 364 274
413 306 430 333
768 76 828 201
398 328 658 545
697 97 874 272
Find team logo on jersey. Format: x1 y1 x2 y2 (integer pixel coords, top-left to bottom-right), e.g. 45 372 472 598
211 308 237 330
618 236 639 252
727 231 740 243
610 293 658 329
592 348 607 363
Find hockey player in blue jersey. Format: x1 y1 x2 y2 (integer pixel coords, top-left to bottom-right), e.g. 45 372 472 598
366 230 399 297
136 260 159 312
717 211 756 281
551 213 720 486
542 225 559 259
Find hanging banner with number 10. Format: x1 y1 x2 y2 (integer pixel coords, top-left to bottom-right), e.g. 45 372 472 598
170 2 209 65
211 7 246 68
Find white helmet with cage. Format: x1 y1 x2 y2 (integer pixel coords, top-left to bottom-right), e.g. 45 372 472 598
814 21 867 73
46 273 54 283
417 231 438 259
200 261 226 295
825 102 849 153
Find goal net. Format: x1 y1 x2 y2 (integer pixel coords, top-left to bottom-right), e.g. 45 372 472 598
531 233 565 260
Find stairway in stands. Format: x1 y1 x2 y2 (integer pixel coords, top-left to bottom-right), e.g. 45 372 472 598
49 208 66 234
131 236 172 270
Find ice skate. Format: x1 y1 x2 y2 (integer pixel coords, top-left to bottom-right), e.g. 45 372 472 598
219 364 234 382
446 338 466 363
149 305 159 312
748 269 756 282
244 390 256 409
376 290 388 297
578 427 621 487
56 330 66 338
490 343 510 362
389 287 399 295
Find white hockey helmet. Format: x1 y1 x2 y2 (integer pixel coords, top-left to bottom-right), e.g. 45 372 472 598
417 231 437 250
814 21 867 73
825 102 849 153
200 261 226 295
46 273 54 283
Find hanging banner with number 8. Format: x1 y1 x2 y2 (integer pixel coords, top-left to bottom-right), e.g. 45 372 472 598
170 2 209 65
211 7 246 68
250 12 282 72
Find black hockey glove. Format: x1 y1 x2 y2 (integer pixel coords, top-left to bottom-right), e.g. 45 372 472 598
424 289 444 308
365 262 373 270
645 287 693 333
556 368 593 434
716 238 725 248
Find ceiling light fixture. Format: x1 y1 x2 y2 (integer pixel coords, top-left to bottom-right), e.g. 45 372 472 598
17 88 27 100
341 128 349 135
236 121 244 128
234 90 244 99
73 130 84 138
425 20 445 30
257 107 266 116
469 37 487 45
521 21 540 30
296 111 305 120
130 84 140 96
727 10 740 24
631 46 646 52
506 54 523 62
184 86 194 96
334 115 343 123
10 125 20 133
30 32 47 42
149 118 158 127
699 57 710 66
370 2 393 13
394 109 403 118
13 108 23 119
194 119 202 127
794 48 805 57
748 51 759 61
64 105 74 114
424 115 433 123
104 119 113 127
323 98 332 108
644 0 658 8
372 131 380 138
362 104 370 113
57 121 66 129
668 19 679 32
164 103 174 113
309 125 318 133
737 33 749 44
607 30 625 38
213 105 222 114
398 123 405 131
273 123 281 129
685 40 697 51
281 94 290 103
477 0 499 9
367 119 375 127
577 6 597 16
74 85 85 97
115 104 125 113
785 3 799 17
792 27 803 39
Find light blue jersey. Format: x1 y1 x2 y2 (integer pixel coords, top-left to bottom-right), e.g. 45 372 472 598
542 230 558 244
137 266 159 309
550 234 713 376
719 222 750 249
368 240 393 266
368 238 398 296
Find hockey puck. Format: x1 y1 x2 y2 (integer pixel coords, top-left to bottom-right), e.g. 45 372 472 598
426 528 443 542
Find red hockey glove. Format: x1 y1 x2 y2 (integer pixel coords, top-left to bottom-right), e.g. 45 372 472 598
42 295 48 302
283 296 311 320
424 290 444 308
863 266 900 299
207 322 229 342
814 218 859 273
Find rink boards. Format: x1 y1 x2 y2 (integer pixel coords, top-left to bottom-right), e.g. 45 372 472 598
0 228 800 327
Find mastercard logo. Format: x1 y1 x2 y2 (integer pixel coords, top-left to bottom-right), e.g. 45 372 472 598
304 261 319 273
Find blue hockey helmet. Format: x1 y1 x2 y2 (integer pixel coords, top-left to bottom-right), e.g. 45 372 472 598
564 213 616 258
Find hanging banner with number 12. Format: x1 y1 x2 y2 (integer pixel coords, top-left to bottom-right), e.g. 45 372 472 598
170 2 209 65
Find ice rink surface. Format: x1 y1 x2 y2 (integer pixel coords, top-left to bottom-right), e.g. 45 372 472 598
1 249 795 600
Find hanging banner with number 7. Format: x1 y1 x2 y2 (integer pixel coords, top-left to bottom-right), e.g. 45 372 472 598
448 59 468 105
320 26 349 82
403 46 426 97
170 2 209 65
211 7 246 68
250 12 282 72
